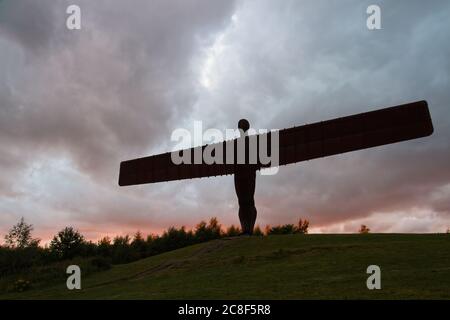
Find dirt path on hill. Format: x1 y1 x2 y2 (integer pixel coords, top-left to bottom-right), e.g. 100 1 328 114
86 237 241 288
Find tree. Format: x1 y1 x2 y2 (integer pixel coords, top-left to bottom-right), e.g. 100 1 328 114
4 217 40 248
113 234 130 246
194 218 222 242
50 227 85 259
225 225 241 237
132 231 145 246
131 231 147 258
296 219 309 234
359 225 370 234
207 217 222 238
111 234 133 263
97 236 112 257
157 226 194 252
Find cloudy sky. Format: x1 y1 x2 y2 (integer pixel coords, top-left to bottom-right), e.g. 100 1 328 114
0 0 449 242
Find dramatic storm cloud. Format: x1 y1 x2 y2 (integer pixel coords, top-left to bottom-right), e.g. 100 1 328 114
0 0 449 241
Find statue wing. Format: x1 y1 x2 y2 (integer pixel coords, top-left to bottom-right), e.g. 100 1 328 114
119 100 433 186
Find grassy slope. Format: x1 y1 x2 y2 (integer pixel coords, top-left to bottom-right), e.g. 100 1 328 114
2 234 450 299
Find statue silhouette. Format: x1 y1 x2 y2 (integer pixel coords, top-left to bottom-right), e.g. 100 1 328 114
234 119 257 235
119 101 434 236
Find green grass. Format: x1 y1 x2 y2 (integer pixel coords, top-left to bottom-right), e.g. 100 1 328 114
1 234 450 299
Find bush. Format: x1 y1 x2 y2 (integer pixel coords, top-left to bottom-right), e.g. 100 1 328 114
359 225 370 234
225 225 241 237
296 219 309 234
151 226 195 255
97 237 112 257
13 279 32 292
0 217 314 283
267 224 297 235
90 256 112 271
0 246 45 276
264 218 309 235
194 218 222 242
131 231 147 258
111 235 135 264
253 226 263 236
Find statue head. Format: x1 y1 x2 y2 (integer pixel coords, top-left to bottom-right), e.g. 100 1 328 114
238 118 250 133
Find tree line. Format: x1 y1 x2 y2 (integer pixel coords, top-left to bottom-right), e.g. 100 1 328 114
0 217 310 277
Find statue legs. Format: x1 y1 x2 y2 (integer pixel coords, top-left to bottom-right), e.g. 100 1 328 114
234 168 257 235
238 205 257 235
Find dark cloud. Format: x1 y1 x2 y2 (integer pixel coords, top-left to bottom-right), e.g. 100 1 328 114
0 0 449 240
0 0 60 53
0 0 236 177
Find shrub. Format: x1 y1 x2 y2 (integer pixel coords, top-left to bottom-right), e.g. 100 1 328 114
194 218 222 242
97 237 112 257
90 256 112 271
359 225 370 234
0 246 45 276
0 217 315 281
13 279 32 292
267 224 296 235
253 226 263 236
296 219 309 234
131 231 147 258
111 235 135 264
153 226 195 254
225 225 241 237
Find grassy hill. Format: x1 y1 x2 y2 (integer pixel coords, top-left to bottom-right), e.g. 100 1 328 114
2 234 450 299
